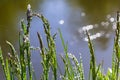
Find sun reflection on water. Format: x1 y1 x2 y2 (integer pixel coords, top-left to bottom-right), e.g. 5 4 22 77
77 14 117 42
84 32 104 41
59 20 64 25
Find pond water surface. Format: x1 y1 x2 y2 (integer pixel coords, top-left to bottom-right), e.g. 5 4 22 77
0 0 120 79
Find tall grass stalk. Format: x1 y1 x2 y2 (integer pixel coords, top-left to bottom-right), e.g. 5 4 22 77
112 11 120 80
86 31 96 80
58 29 85 80
58 29 75 79
32 10 57 80
0 47 8 79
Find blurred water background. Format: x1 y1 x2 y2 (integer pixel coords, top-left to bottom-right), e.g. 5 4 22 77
0 0 120 79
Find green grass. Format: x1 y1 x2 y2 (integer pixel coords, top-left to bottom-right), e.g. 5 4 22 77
0 4 120 80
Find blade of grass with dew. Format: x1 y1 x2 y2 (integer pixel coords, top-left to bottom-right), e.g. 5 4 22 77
26 4 33 80
0 47 8 80
37 32 49 80
79 53 85 80
113 11 120 80
6 41 22 80
96 63 105 80
60 55 70 79
20 20 27 80
58 29 74 80
68 53 84 80
34 13 57 80
5 59 11 80
86 30 96 80
42 17 57 80
112 38 117 80
8 54 14 80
